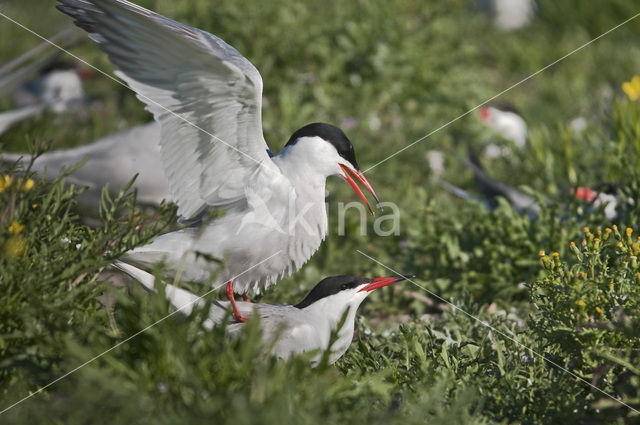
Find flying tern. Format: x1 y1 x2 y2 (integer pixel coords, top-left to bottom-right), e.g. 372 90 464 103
115 260 409 365
58 0 381 321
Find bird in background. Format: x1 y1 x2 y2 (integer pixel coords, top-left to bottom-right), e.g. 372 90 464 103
435 150 540 219
438 150 628 222
478 103 528 158
574 184 630 222
2 122 168 209
57 0 381 322
0 30 92 137
477 0 536 31
115 260 410 366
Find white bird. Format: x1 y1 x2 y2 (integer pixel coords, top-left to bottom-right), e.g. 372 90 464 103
478 0 536 31
0 64 90 136
2 122 168 208
57 0 380 321
115 260 409 365
35 68 87 113
478 104 527 158
574 185 627 222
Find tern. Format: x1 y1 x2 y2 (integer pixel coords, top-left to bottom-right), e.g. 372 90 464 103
115 260 409 365
574 184 627 222
0 55 91 136
478 104 527 158
481 0 536 32
2 122 168 208
58 0 381 321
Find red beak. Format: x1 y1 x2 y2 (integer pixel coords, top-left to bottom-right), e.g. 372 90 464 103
339 164 381 215
358 275 412 292
76 68 95 80
479 106 490 121
574 186 597 202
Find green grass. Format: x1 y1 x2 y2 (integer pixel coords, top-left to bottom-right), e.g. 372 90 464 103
2 0 640 423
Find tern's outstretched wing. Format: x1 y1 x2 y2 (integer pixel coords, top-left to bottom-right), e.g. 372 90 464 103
57 0 282 219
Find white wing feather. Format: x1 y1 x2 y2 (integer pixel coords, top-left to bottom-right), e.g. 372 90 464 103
57 0 282 218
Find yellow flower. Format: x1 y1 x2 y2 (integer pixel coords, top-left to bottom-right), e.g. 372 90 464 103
613 225 618 231
577 300 586 307
0 175 12 193
605 228 612 234
622 75 640 101
4 235 27 258
8 221 24 235
626 227 633 238
609 281 614 290
579 271 586 279
552 252 559 257
22 178 34 192
538 250 546 256
595 306 603 314
541 256 549 262
583 227 590 233
32 203 38 209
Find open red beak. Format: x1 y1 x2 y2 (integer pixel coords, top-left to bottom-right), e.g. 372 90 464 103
358 275 412 292
339 164 381 215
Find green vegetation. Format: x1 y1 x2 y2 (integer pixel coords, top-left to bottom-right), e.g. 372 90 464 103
2 0 640 423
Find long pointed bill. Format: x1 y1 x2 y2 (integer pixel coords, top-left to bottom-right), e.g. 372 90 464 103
339 164 381 215
358 275 413 292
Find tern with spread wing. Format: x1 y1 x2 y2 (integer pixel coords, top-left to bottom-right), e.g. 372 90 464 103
58 0 381 321
116 260 409 365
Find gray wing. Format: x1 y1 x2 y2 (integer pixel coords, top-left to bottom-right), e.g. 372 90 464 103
225 304 321 359
57 0 282 219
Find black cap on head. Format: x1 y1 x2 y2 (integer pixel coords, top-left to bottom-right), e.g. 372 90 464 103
285 123 360 170
294 275 369 309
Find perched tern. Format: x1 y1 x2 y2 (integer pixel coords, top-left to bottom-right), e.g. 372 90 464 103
0 59 91 136
479 104 527 158
2 122 167 208
574 185 626 221
478 0 536 31
58 0 381 321
115 260 409 365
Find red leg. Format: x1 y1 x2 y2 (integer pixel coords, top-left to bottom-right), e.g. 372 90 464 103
241 293 252 303
226 281 247 322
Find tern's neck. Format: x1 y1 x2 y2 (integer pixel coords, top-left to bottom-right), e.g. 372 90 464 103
272 145 332 191
302 297 361 356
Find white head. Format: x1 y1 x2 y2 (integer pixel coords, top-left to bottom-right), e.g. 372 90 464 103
479 105 528 148
281 123 380 214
